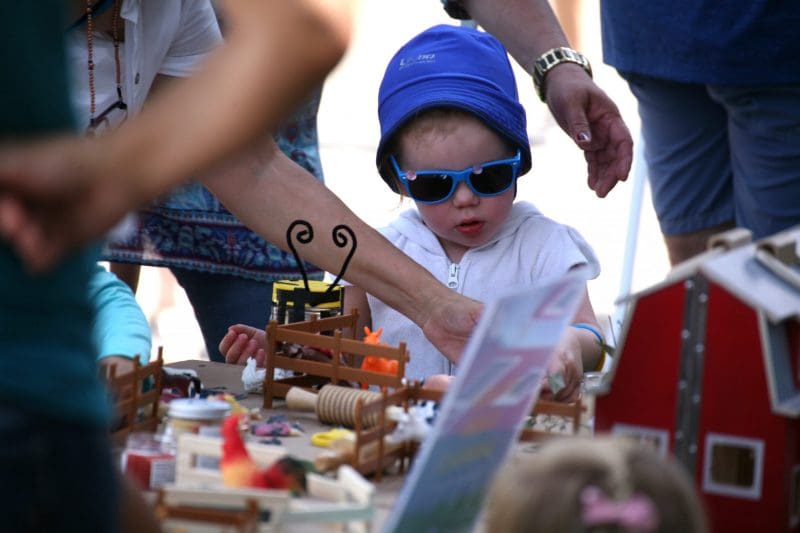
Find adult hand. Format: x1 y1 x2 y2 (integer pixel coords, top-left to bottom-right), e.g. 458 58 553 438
539 331 583 403
545 65 633 198
0 136 137 272
220 324 266 366
420 292 482 364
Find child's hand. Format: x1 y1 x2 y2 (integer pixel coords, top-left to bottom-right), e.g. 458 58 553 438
422 374 453 392
219 324 266 366
539 332 583 402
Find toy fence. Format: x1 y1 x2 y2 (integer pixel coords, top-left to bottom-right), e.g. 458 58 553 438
263 314 585 480
101 347 164 447
163 433 375 533
522 398 586 441
314 382 585 482
156 492 260 533
263 312 409 409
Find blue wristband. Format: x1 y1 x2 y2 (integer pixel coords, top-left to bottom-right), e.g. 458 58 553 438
571 323 603 345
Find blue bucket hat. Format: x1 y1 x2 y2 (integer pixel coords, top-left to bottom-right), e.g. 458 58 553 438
377 24 531 192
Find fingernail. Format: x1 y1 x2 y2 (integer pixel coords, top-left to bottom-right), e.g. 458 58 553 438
577 131 591 143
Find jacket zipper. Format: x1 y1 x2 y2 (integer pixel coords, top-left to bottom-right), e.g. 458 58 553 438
447 261 460 375
447 262 460 289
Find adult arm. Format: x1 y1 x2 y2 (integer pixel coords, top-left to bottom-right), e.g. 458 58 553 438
0 0 356 272
204 137 481 363
460 0 633 197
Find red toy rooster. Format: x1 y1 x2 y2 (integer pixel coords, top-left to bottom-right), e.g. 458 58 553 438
220 415 307 495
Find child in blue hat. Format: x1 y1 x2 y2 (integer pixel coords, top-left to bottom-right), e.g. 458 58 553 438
221 24 604 401
353 24 604 400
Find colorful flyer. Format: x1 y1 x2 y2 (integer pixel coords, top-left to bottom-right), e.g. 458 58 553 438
384 270 587 532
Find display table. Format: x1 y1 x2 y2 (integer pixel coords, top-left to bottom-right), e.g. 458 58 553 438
164 359 592 532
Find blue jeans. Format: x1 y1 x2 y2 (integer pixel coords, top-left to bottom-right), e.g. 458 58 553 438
171 268 273 362
0 405 119 532
626 73 800 238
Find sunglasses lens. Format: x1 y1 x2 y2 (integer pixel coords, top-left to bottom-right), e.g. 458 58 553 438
407 174 454 203
470 164 515 195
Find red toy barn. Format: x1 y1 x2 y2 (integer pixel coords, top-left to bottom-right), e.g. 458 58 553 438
593 227 800 532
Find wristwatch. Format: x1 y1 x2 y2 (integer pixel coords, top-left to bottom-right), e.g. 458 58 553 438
532 47 592 102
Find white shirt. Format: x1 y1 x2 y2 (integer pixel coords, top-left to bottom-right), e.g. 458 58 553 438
66 0 221 131
367 201 600 380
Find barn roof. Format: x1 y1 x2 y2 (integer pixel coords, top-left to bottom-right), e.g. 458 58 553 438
598 226 800 417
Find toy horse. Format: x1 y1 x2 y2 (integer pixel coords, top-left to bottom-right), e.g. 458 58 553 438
359 326 398 389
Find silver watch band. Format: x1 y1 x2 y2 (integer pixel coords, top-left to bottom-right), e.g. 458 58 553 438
532 47 592 102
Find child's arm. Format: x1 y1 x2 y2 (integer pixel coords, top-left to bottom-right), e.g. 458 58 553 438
540 289 603 402
570 290 604 372
90 264 152 370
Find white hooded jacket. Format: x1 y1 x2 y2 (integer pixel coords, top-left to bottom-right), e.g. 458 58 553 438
367 201 600 380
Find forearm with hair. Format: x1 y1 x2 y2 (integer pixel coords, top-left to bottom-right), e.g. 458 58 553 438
462 0 569 73
202 138 449 329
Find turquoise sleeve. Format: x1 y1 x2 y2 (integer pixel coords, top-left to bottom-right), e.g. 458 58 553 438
88 264 152 363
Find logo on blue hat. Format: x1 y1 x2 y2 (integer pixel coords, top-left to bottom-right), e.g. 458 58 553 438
399 54 437 70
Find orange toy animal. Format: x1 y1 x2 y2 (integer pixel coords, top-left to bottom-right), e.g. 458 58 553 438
359 326 398 389
220 415 307 494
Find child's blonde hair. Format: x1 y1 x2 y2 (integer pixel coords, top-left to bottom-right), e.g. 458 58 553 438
486 436 708 533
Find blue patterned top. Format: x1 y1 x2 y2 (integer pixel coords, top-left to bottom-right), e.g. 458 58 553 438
101 91 325 282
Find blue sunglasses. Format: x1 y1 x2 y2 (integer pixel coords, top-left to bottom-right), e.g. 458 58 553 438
389 150 522 204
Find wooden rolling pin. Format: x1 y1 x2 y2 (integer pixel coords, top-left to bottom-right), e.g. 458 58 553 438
286 385 381 428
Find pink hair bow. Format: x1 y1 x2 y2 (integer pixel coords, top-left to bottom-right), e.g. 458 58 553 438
580 486 659 532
